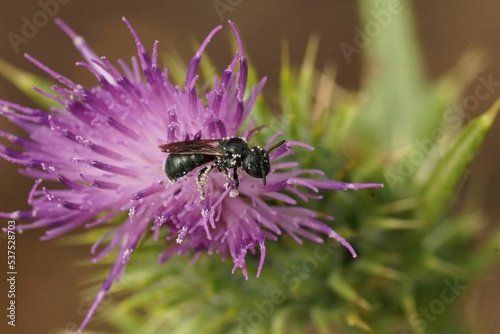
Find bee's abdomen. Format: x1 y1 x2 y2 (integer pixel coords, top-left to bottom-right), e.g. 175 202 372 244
164 154 214 181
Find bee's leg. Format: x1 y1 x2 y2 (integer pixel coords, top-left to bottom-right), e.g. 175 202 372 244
232 167 240 189
214 163 239 197
229 166 240 198
217 165 232 188
197 165 215 202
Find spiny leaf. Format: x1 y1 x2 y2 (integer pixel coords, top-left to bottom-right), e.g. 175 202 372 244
0 57 56 109
357 0 427 150
328 272 374 311
269 308 291 334
310 307 333 334
325 95 362 151
420 98 500 224
164 50 188 85
466 229 500 275
296 35 319 122
400 279 418 332
279 37 319 139
345 312 374 333
423 50 486 141
356 259 402 280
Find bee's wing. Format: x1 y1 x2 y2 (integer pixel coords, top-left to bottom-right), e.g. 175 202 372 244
158 139 227 157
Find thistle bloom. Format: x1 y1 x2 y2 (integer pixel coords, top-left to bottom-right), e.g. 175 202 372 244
0 18 382 330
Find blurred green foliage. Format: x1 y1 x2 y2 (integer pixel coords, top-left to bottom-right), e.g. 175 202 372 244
2 0 499 333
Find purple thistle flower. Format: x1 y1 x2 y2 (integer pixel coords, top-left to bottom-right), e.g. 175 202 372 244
0 18 383 331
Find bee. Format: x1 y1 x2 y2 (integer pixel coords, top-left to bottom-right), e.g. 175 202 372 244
159 137 286 199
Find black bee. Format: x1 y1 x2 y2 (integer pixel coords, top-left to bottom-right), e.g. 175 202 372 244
159 137 286 199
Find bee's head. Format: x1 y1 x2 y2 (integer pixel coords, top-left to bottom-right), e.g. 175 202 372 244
242 140 286 185
243 146 270 183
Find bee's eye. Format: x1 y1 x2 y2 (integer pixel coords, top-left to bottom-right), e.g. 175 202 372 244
243 147 270 179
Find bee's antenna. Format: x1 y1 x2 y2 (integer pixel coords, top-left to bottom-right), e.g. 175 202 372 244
262 140 285 186
267 140 286 153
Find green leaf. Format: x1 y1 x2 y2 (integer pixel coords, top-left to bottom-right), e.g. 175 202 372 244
423 50 486 141
270 308 291 334
324 95 362 151
357 0 427 150
296 35 319 122
345 312 374 334
327 272 373 312
0 57 56 109
310 307 332 334
466 229 500 275
420 98 500 224
279 37 319 140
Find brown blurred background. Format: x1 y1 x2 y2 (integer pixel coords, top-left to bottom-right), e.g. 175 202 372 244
0 1 499 333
